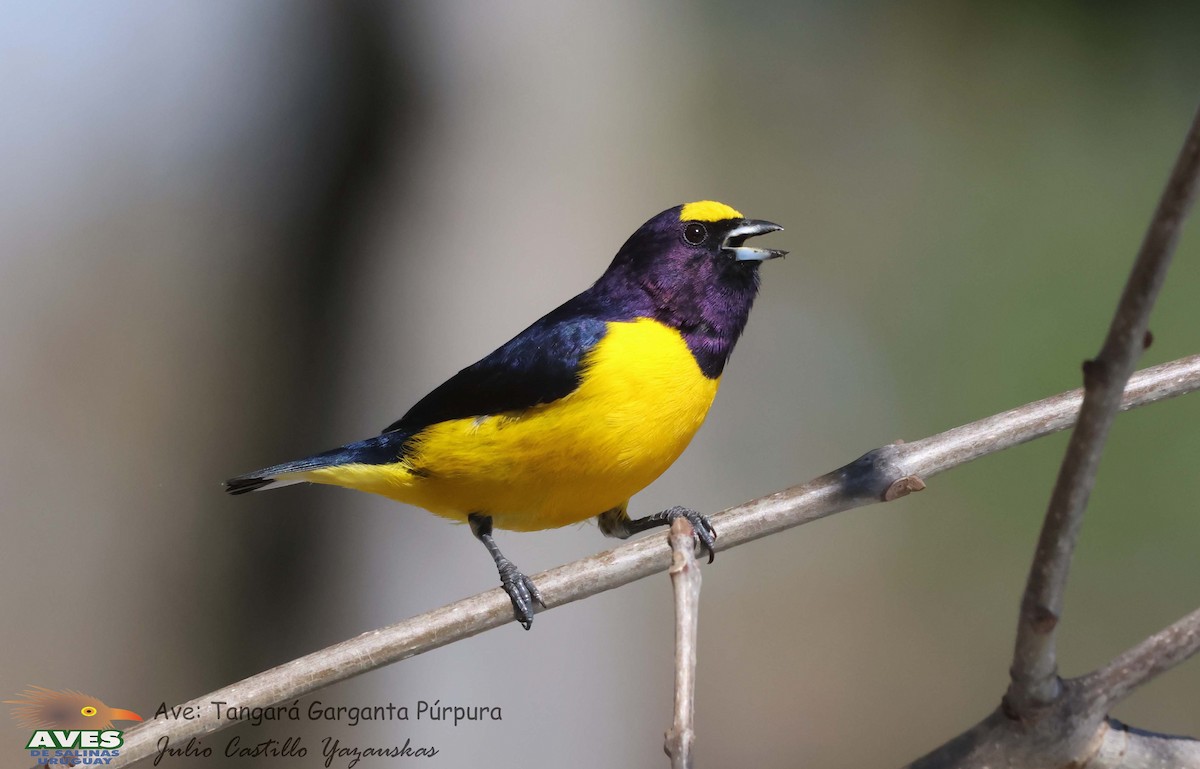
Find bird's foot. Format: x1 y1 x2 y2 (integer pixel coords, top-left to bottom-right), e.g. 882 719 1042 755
497 560 545 630
659 506 718 563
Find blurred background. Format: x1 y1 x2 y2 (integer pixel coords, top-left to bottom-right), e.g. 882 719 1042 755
2 2 1198 767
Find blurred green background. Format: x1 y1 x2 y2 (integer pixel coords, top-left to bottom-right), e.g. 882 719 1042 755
1 2 1198 767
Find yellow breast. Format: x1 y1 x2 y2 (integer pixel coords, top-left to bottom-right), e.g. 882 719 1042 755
307 318 720 530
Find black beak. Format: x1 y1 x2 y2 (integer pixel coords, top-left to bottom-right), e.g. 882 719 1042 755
722 219 787 262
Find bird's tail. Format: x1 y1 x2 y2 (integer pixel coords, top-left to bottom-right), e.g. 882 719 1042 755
225 430 414 495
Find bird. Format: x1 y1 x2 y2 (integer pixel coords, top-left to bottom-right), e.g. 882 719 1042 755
6 686 143 731
226 200 786 629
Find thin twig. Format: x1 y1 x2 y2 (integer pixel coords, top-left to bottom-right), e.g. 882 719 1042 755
1081 606 1200 708
97 353 1200 769
1007 104 1200 713
664 518 702 769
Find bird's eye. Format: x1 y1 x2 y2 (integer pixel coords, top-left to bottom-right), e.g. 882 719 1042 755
683 222 707 245
81 706 97 717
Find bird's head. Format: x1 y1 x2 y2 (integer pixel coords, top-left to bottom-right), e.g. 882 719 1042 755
591 200 786 376
605 200 786 280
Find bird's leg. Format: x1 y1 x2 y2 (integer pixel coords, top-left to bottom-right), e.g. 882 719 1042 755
596 504 718 563
468 513 545 630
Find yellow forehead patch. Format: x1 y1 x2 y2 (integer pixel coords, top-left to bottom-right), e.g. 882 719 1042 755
680 200 743 223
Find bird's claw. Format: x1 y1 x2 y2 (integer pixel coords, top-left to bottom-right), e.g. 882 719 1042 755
498 561 545 630
663 505 718 563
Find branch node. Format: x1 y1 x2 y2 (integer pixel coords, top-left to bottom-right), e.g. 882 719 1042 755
999 674 1062 726
884 475 926 502
1031 605 1060 634
1081 357 1110 388
838 444 906 501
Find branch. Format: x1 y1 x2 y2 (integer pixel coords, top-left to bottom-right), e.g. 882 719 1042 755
664 518 702 769
906 709 1200 769
1092 720 1200 769
101 352 1200 768
906 608 1200 769
1081 606 1200 708
1007 103 1200 712
910 102 1200 768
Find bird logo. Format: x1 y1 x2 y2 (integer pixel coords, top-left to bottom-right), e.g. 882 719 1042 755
6 686 143 732
227 201 787 629
8 686 142 761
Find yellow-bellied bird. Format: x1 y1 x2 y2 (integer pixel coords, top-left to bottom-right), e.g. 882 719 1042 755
227 201 786 628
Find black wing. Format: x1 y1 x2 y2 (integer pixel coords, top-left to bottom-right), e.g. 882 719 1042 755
382 305 610 434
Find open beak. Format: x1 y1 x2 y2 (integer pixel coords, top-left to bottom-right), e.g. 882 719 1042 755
722 219 787 262
108 708 144 723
